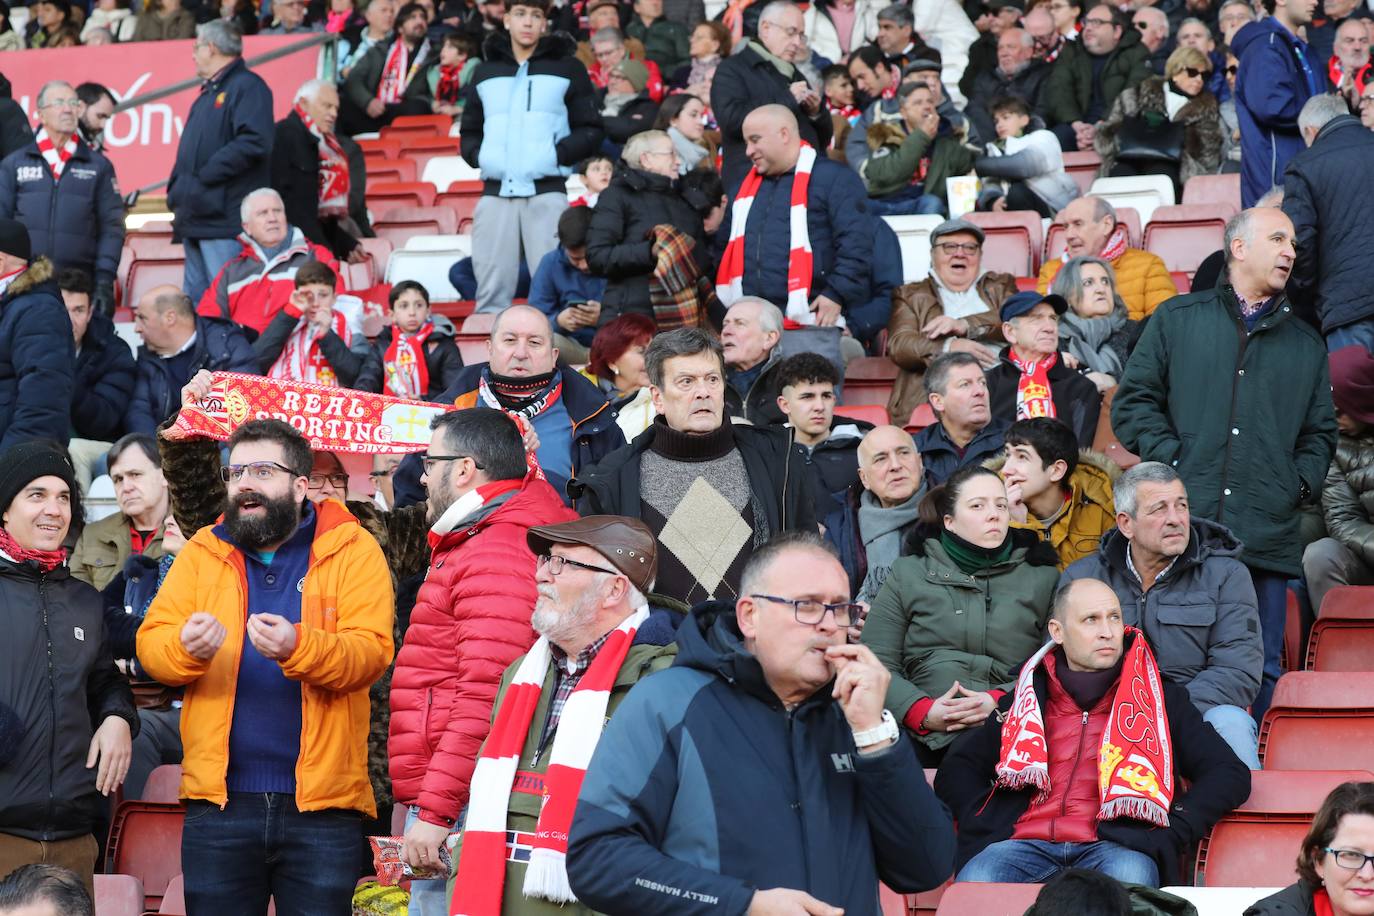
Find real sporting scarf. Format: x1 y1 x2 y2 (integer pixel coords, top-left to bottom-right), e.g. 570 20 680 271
717 142 818 325
477 372 563 425
294 103 350 217
1099 223 1129 262
1010 349 1057 420
269 309 353 386
996 629 1173 827
382 321 435 399
0 526 66 573
377 37 430 104
35 127 77 181
450 604 650 916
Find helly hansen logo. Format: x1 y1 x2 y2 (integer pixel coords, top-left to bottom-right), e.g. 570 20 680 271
831 753 854 773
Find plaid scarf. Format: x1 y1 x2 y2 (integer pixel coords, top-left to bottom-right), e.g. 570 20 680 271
996 629 1174 827
649 224 713 330
0 526 66 573
295 103 350 217
1099 223 1129 262
717 143 817 324
35 127 77 181
450 605 650 916
378 37 429 104
269 308 353 386
382 321 435 399
1010 349 1057 420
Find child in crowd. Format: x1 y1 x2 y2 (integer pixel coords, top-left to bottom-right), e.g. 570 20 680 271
356 280 465 400
974 95 1080 217
430 33 479 118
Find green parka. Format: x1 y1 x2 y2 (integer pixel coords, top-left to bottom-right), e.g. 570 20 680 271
1039 28 1152 127
859 121 977 201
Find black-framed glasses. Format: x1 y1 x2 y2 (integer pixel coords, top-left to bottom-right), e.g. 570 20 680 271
368 468 397 480
307 473 349 490
934 241 982 255
750 594 864 627
539 554 619 576
1181 66 1209 78
422 453 484 474
220 461 298 483
1083 16 1115 26
1324 847 1374 871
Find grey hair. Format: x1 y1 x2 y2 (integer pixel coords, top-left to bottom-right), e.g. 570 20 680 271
876 2 914 27
1179 15 1210 31
1298 93 1349 136
758 0 801 26
197 19 244 57
738 531 840 599
644 327 724 388
591 26 624 45
152 289 197 321
728 296 784 338
623 129 671 165
924 351 983 399
1113 461 1182 517
1050 255 1127 316
1256 186 1285 208
240 187 283 223
36 80 74 109
1135 7 1166 26
1218 0 1254 15
1004 27 1034 47
1087 195 1117 225
294 79 337 104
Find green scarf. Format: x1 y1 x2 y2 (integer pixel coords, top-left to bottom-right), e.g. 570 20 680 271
940 529 1013 576
748 39 796 79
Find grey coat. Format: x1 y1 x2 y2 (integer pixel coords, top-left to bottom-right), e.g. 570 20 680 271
1060 517 1263 713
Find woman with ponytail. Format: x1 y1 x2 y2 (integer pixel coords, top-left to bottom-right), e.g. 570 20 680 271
860 464 1060 766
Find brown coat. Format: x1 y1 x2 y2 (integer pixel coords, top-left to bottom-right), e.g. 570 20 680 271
886 273 1017 425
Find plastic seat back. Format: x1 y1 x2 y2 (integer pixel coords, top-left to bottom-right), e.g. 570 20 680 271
1088 175 1176 225
1062 150 1102 196
934 882 1044 914
964 210 1044 275
1259 672 1374 769
93 873 145 916
1182 173 1241 208
883 214 945 282
125 259 185 308
139 764 182 803
105 802 184 911
386 250 464 300
422 155 482 188
158 874 186 915
834 404 890 426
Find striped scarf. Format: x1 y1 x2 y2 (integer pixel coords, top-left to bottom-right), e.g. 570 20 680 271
381 321 434 399
35 127 77 181
269 308 353 386
378 37 430 104
1099 223 1129 262
450 605 649 916
1010 349 1057 420
294 103 351 217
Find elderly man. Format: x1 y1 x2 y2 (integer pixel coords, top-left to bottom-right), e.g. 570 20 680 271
1037 196 1176 321
389 408 575 915
965 27 1052 142
338 0 396 78
721 296 785 424
1113 207 1338 719
857 81 976 217
197 188 340 335
567 534 957 913
824 424 927 600
878 1 976 106
584 27 663 100
571 328 816 605
340 2 435 135
0 81 123 316
711 2 834 186
1133 7 1171 74
58 268 135 487
1329 17 1372 104
918 352 1008 485
263 0 320 32
126 286 257 436
271 81 372 264
169 21 274 303
987 290 1102 446
935 578 1250 887
1040 5 1151 151
72 435 168 591
1062 462 1264 768
0 219 74 453
887 218 1016 425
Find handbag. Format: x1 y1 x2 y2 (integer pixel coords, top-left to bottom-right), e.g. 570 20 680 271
1116 110 1184 163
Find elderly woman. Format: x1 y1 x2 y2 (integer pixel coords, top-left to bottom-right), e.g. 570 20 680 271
653 93 716 173
1247 782 1374 916
1095 45 1225 193
587 313 656 440
670 20 731 96
1049 255 1142 393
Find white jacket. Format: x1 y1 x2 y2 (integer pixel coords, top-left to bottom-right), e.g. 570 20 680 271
912 0 979 107
979 129 1080 213
802 0 882 64
81 7 138 42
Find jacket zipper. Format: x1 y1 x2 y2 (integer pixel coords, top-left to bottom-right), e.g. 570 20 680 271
785 709 811 885
40 576 57 840
527 81 533 111
1051 711 1090 843
1216 308 1249 518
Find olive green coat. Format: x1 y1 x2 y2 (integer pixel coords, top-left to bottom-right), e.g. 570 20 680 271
1039 28 1152 127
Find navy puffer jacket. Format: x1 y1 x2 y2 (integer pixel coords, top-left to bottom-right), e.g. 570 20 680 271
0 257 74 452
72 313 136 442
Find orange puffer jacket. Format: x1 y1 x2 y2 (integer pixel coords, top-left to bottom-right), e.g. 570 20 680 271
1038 247 1177 322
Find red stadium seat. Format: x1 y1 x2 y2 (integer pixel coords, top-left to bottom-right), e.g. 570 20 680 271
127 236 183 259
432 300 477 320
105 802 184 911
399 135 463 180
358 237 394 282
435 188 482 234
356 138 401 159
1045 207 1141 263
93 874 144 916
129 220 174 236
1195 769 1374 886
934 882 1044 915
365 157 419 185
964 210 1044 276
1015 276 1039 291
159 874 186 915
834 404 889 426
373 206 460 250
1144 204 1232 275
1259 672 1374 769
1306 587 1374 671
460 312 496 334
912 879 951 916
905 403 936 433
385 113 452 135
1283 584 1302 673
366 180 437 211
841 356 898 408
880 883 907 916
1182 173 1242 209
125 259 185 309
1062 150 1102 197
140 765 182 803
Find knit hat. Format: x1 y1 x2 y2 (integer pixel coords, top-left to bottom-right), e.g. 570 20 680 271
0 218 30 262
0 441 77 518
1330 345 1374 426
611 58 650 92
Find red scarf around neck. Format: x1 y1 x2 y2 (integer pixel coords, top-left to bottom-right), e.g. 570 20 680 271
436 64 464 103
1010 350 1057 420
381 321 435 399
35 127 77 181
1329 55 1371 94
0 526 66 573
294 102 350 216
269 307 353 386
1099 222 1129 261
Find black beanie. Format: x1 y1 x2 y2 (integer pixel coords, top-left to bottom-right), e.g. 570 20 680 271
0 218 30 263
0 441 77 519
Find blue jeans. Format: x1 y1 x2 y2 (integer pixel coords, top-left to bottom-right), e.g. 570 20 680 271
448 256 529 302
183 237 243 305
957 839 1159 886
1204 703 1262 770
181 793 363 916
403 805 461 916
1249 569 1290 723
1327 318 1374 354
868 190 946 217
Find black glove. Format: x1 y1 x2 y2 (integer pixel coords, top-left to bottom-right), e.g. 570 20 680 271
93 279 116 317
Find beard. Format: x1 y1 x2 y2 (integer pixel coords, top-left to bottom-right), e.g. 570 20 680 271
531 583 601 647
224 490 302 550
426 465 454 526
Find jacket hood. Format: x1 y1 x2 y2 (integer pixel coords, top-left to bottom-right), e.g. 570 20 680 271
1230 16 1297 57
903 524 1061 567
482 28 577 63
3 257 54 300
1095 515 1244 576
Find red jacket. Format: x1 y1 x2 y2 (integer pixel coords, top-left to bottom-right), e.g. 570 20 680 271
197 227 341 334
388 475 576 827
1011 652 1114 845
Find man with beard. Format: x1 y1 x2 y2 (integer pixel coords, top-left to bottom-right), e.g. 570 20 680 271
137 419 395 916
340 2 437 136
388 408 575 915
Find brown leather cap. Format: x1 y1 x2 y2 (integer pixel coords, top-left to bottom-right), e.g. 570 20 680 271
526 515 658 594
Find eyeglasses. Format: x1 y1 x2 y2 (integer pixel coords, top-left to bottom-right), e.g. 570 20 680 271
764 22 804 39
41 98 83 109
934 241 982 255
750 594 864 627
644 148 680 159
1360 95 1374 108
367 467 396 480
1180 66 1209 78
1225 64 1239 75
539 553 619 576
307 473 349 490
421 453 484 474
1325 848 1374 871
220 461 298 483
1083 16 1115 26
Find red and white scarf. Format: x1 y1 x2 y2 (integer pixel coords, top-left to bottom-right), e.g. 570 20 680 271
1010 350 1057 420
450 604 650 916
382 321 435 399
1329 56 1371 94
269 309 353 386
377 37 430 104
35 127 77 181
996 629 1174 827
295 103 351 217
1099 222 1129 262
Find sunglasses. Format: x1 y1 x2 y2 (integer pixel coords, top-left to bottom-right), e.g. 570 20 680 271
1181 66 1210 78
1225 64 1238 75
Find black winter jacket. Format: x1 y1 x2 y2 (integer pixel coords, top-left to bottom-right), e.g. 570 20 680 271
0 257 74 452
251 307 367 387
354 315 465 399
0 139 124 284
986 347 1102 448
0 556 139 841
72 313 137 442
600 90 661 145
270 111 374 261
585 165 705 326
1244 883 1317 915
125 317 258 436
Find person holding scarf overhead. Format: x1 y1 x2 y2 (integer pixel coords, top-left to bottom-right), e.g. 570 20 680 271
252 260 368 387
339 1 435 136
356 280 464 400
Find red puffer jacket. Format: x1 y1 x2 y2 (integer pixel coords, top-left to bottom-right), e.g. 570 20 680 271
388 475 577 827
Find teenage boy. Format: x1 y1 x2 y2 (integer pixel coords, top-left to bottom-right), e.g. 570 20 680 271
775 352 866 518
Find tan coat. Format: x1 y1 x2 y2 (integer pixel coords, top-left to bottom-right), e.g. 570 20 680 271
71 511 166 592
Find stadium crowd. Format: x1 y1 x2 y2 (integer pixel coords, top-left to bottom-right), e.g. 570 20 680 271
2 0 1374 909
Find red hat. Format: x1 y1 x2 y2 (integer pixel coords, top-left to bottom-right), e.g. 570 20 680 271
1330 345 1374 426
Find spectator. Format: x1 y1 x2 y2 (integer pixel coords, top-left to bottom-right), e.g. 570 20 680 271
126 285 256 436
587 313 656 441
1176 18 1228 97
74 84 116 155
0 2 20 52
843 45 905 175
0 864 93 916
0 220 73 454
355 280 464 400
529 207 606 363
369 454 402 510
271 80 373 264
873 3 939 72
389 408 574 914
339 2 435 135
986 291 1102 447
0 442 136 894
219 0 262 35
338 0 395 78
1363 79 1374 127
1040 5 1151 152
1112 206 1338 719
710 1 834 187
461 0 602 316
917 352 1009 486
1218 0 1257 46
859 82 975 216
1247 781 1374 915
252 260 368 387
25 0 72 47
654 93 715 172
133 0 198 39
903 57 977 143
804 0 879 63
0 75 30 163
198 188 341 335
82 0 137 42
628 0 690 74
720 296 785 424
1302 346 1374 616
975 95 1080 217
936 579 1251 886
1132 7 1170 74
965 30 1054 152
1050 255 1141 392
1061 461 1263 767
0 81 123 317
1027 870 1133 916
58 268 134 488
585 28 666 102
1329 18 1373 109
71 435 169 592
429 33 478 117
774 352 866 518
1284 94 1374 352
600 60 662 145
824 65 861 158
569 328 816 604
567 534 958 913
669 20 731 93
1036 196 1177 321
1232 0 1328 207
262 0 320 31
886 219 1013 426
169 20 274 303
1221 50 1245 168
137 420 393 914
893 1 978 106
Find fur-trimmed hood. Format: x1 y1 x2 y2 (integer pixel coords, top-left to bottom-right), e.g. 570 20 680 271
1 257 54 301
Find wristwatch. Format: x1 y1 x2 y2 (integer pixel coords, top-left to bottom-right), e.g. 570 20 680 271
853 709 898 749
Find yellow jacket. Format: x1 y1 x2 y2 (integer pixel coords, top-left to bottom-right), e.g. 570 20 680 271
136 498 394 815
993 450 1121 571
1038 247 1177 321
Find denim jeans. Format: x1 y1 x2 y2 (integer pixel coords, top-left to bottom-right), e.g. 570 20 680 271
403 805 462 916
181 793 363 916
182 237 244 305
868 190 947 218
1327 317 1374 354
1204 703 1262 770
957 838 1159 886
1248 568 1290 722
